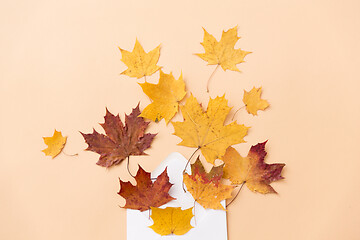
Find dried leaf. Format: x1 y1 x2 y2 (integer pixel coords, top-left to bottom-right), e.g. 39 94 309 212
222 141 285 194
183 158 234 210
118 166 175 211
172 94 249 164
190 156 223 182
196 26 251 71
243 87 269 115
150 207 193 236
119 39 161 78
42 130 67 158
139 70 186 124
81 105 156 168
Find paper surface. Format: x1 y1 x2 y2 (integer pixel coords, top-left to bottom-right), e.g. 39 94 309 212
127 152 228 239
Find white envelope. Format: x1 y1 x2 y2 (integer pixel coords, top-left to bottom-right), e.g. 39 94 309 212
127 152 228 240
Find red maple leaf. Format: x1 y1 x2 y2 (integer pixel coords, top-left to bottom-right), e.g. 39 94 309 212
81 104 156 168
118 166 175 211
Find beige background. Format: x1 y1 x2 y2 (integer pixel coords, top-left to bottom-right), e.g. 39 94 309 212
1 0 360 239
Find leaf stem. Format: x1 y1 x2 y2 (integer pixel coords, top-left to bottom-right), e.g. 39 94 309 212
231 105 246 121
182 147 200 192
62 151 78 157
183 147 200 175
193 200 197 225
127 156 135 178
226 181 246 208
206 64 220 93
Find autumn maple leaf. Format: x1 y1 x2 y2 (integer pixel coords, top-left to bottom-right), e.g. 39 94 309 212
189 156 223 182
80 105 156 168
118 166 175 211
172 94 249 164
139 70 186 124
196 26 251 72
243 87 269 116
222 141 285 194
42 130 67 158
150 207 194 236
183 157 234 210
119 39 161 79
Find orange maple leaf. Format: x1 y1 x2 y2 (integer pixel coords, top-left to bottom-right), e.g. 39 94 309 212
183 157 234 210
222 141 285 194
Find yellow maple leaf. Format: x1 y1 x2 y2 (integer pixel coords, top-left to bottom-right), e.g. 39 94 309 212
222 142 285 194
42 130 67 158
139 70 186 124
243 87 269 115
172 94 249 164
149 207 193 236
183 159 234 210
119 39 161 78
196 26 251 72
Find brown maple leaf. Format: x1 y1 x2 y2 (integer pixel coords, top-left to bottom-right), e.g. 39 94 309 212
118 166 175 211
80 104 156 168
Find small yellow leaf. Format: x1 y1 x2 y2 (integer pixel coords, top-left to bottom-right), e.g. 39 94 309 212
149 207 194 236
42 130 67 158
243 87 269 116
172 94 249 164
119 39 161 78
139 70 186 124
196 26 251 72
